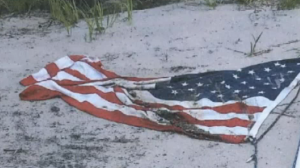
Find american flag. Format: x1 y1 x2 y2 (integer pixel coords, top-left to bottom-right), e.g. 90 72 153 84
19 55 300 143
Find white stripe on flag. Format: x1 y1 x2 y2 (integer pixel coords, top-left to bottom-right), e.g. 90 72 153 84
128 90 273 108
82 56 101 63
183 109 260 121
35 80 249 136
80 79 156 89
32 68 50 81
87 86 260 121
37 80 156 120
195 125 249 136
116 92 134 105
54 56 74 69
70 61 107 80
79 85 260 121
52 71 82 81
134 77 171 85
93 85 115 93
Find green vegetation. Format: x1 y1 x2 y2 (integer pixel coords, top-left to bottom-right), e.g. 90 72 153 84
278 0 300 9
235 0 254 5
80 1 120 41
91 1 105 33
49 0 79 36
204 0 217 9
204 0 300 10
1 0 299 41
0 0 182 16
248 32 263 57
0 0 48 14
81 10 96 42
124 0 133 24
0 0 134 40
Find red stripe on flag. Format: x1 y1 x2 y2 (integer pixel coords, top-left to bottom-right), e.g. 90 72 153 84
20 84 252 128
53 80 88 86
202 103 265 114
62 95 244 143
63 68 91 81
64 85 148 111
19 85 61 100
133 100 264 114
19 84 247 144
20 75 37 86
177 112 253 127
69 55 85 62
113 87 124 93
61 85 253 128
220 135 246 144
62 95 181 132
45 63 60 77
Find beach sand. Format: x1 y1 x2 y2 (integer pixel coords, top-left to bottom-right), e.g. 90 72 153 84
1 3 300 168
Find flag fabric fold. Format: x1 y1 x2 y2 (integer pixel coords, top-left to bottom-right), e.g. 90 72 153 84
19 55 300 143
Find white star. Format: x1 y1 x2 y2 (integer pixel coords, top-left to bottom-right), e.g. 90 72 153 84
188 88 195 92
211 90 217 94
241 81 247 85
172 90 178 95
197 82 203 87
280 78 285 82
256 78 262 81
297 63 300 66
264 83 270 85
182 82 188 86
258 91 264 94
234 90 240 94
272 87 277 90
248 70 255 75
288 71 294 73
242 95 248 99
264 68 271 72
225 85 231 89
249 86 255 89
217 94 223 98
233 74 239 79
167 86 173 89
196 93 201 97
221 81 225 84
281 64 286 68
237 69 242 72
275 62 280 66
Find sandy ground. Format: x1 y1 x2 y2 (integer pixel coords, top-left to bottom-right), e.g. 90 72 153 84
1 2 300 168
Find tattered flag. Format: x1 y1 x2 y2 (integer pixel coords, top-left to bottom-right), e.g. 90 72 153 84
19 55 300 143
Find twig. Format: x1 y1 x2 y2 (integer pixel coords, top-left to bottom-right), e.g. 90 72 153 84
248 32 263 57
226 47 247 55
271 111 296 118
249 140 258 168
271 39 300 48
248 86 300 168
292 124 300 168
3 149 17 152
277 100 300 107
257 86 300 142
